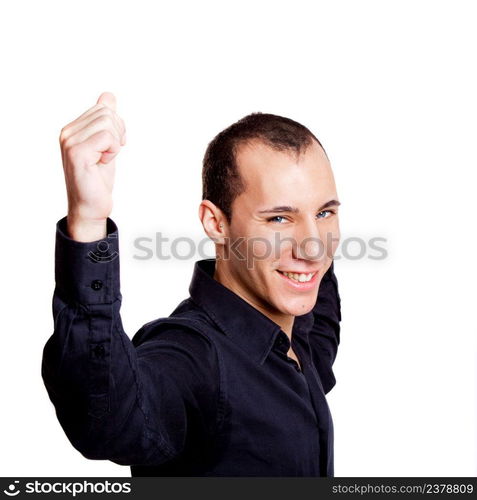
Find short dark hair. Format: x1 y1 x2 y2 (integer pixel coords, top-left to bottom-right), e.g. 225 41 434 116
202 112 326 223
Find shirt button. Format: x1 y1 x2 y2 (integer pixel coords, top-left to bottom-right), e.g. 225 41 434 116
277 333 287 345
91 344 105 359
91 279 103 291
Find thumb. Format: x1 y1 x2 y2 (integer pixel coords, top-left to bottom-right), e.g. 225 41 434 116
97 91 116 111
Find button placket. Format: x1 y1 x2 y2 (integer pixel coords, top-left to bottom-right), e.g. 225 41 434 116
274 332 302 372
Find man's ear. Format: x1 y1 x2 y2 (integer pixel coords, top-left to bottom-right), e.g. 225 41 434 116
198 200 227 244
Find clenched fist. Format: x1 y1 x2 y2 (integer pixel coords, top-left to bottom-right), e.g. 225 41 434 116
60 92 126 242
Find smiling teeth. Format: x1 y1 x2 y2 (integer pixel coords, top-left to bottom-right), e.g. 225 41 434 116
281 271 314 283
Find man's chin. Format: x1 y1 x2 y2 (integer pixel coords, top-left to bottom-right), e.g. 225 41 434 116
274 299 315 318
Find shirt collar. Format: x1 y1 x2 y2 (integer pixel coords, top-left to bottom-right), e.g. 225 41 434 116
188 259 314 365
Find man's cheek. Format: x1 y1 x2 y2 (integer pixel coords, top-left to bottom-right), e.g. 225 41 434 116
245 237 273 270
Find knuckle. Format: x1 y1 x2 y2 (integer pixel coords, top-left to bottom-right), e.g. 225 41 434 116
59 127 68 143
100 106 113 117
62 136 73 150
62 131 79 151
96 115 110 127
96 115 115 131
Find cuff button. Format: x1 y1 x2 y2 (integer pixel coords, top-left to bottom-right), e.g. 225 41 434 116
91 279 103 291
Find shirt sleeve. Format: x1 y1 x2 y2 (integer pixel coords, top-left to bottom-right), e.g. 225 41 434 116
308 260 342 394
41 216 220 466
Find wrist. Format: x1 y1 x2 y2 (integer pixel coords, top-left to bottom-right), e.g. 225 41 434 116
67 214 107 242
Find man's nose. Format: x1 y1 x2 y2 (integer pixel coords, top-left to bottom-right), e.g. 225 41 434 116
292 219 326 262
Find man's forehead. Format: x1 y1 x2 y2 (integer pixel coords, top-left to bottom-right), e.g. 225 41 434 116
233 139 336 211
235 138 331 183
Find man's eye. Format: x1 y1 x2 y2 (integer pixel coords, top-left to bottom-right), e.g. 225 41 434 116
317 210 333 219
267 215 285 222
267 212 335 223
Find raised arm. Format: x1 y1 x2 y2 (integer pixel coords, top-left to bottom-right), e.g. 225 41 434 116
41 93 219 466
308 260 342 394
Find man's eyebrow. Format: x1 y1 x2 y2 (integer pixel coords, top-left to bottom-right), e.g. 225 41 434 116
257 199 341 214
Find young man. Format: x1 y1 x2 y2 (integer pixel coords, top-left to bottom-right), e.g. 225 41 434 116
42 92 342 477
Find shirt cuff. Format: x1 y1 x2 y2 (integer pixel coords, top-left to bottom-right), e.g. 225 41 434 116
55 216 121 305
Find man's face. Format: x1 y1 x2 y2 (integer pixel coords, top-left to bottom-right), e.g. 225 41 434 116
221 138 340 319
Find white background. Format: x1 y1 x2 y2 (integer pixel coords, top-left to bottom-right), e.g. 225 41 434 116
0 0 475 477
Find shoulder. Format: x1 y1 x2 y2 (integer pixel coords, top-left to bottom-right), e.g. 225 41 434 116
131 298 218 357
132 298 212 347
131 299 227 431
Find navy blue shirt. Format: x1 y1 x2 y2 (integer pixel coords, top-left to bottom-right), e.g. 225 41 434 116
42 216 341 477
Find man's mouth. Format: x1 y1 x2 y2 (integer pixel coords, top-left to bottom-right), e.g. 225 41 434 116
276 270 317 283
